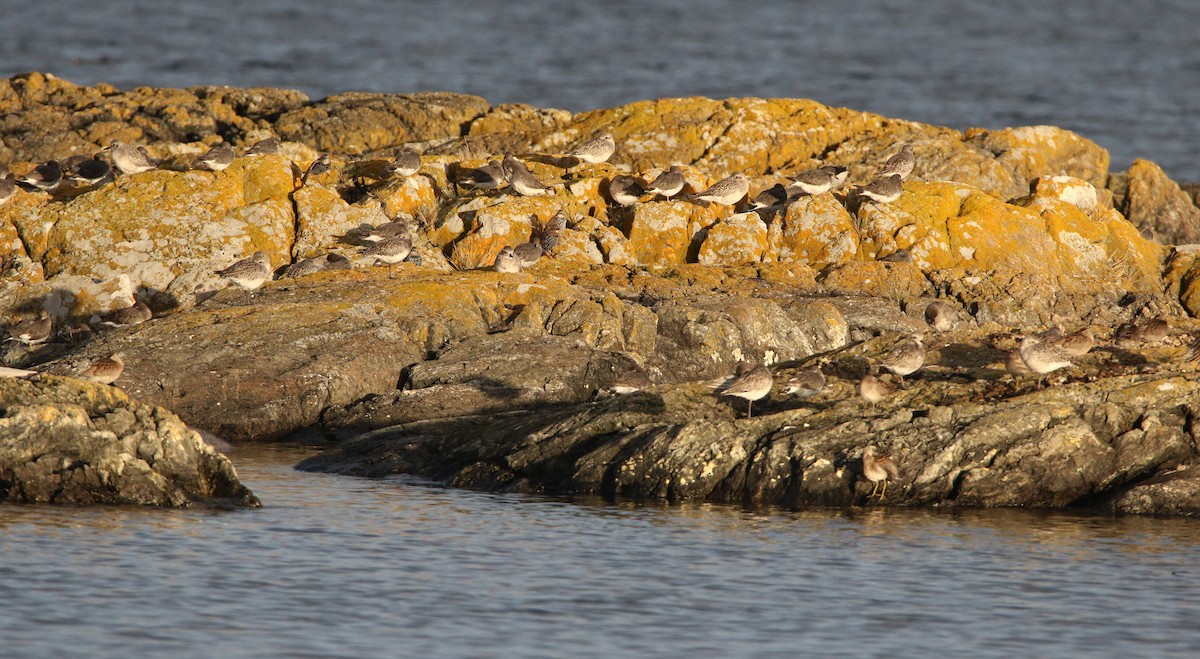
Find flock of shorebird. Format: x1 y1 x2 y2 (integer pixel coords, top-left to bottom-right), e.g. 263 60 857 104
3 131 1190 501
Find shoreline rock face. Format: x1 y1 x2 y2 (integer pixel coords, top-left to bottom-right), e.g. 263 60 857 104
0 375 259 507
4 72 1200 514
298 347 1200 517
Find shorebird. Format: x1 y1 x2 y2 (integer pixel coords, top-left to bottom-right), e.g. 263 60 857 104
882 334 925 380
643 165 687 200
244 137 281 156
1018 332 1072 388
876 144 916 180
8 311 51 346
17 160 62 192
493 246 521 273
66 157 113 188
782 364 825 398
193 144 236 171
513 242 543 269
385 147 422 179
0 174 14 206
301 155 331 186
855 174 903 204
79 353 125 385
361 235 413 277
566 132 616 177
1006 349 1032 379
104 142 156 175
607 174 645 207
324 252 353 271
503 155 552 196
362 217 411 243
1059 327 1095 357
749 183 788 210
608 366 651 395
533 210 567 253
215 251 272 291
786 167 837 196
281 256 326 279
859 373 894 407
819 165 850 189
862 446 901 500
1140 318 1169 344
99 300 152 328
924 301 958 332
693 172 750 207
716 363 773 418
878 248 914 264
456 160 507 193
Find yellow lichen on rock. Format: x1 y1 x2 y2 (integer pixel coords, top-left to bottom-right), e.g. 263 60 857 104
38 157 296 288
697 212 768 266
771 194 858 265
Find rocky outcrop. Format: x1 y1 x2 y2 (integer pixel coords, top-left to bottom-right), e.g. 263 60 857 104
5 74 1200 515
0 374 259 506
1111 159 1200 245
298 341 1200 516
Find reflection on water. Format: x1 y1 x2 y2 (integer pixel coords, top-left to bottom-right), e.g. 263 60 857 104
2 445 1199 657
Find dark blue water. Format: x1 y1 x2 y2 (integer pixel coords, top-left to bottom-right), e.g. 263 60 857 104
2 446 1200 657
2 0 1197 181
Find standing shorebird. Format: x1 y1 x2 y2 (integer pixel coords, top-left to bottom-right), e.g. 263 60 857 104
1018 332 1072 388
855 174 903 204
693 172 750 207
215 251 273 291
565 132 616 177
79 353 125 385
714 363 773 418
876 144 916 180
0 173 15 206
862 446 901 500
361 235 413 277
881 334 925 381
104 142 156 175
643 165 687 200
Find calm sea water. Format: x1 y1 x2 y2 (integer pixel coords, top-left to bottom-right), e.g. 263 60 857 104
2 445 1199 657
2 0 1198 181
